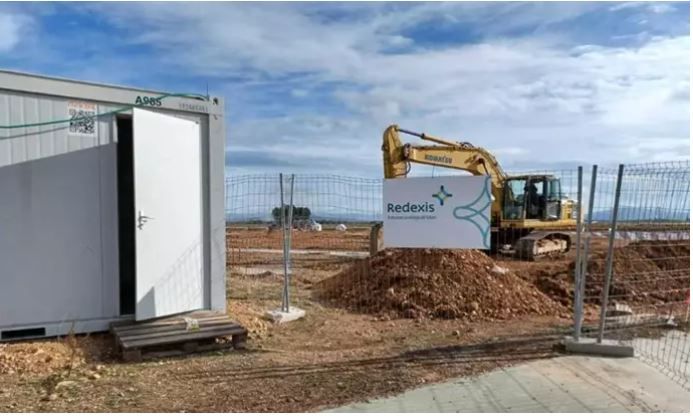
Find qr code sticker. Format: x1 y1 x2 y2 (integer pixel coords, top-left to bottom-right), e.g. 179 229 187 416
68 102 97 136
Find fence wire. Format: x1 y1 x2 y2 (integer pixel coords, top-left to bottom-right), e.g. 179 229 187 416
225 175 381 336
577 161 690 388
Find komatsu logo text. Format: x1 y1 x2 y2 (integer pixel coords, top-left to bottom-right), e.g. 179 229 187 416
425 154 453 164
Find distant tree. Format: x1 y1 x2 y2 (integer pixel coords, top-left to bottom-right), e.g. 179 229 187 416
271 205 311 223
271 207 281 223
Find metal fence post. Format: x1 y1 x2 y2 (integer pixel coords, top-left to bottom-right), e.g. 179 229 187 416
572 166 583 341
282 175 295 313
597 164 625 343
576 165 598 337
279 173 289 312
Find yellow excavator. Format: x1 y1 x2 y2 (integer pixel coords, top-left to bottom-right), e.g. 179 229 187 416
377 125 578 260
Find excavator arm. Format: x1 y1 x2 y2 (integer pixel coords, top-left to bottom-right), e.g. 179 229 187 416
382 124 507 213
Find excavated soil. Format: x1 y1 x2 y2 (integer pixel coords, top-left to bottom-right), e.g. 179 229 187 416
580 240 690 305
506 240 689 309
0 335 114 376
314 248 568 320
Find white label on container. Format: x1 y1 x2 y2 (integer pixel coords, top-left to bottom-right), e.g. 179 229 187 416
67 101 98 136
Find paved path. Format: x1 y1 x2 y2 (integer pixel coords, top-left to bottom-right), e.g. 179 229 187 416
325 355 690 413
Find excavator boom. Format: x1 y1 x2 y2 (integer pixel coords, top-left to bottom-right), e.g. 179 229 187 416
383 124 507 214
383 125 506 183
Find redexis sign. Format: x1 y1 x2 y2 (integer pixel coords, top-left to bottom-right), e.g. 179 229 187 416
383 176 492 249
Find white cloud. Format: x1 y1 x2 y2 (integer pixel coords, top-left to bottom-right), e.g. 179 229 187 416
493 147 530 157
609 2 646 12
649 3 677 14
22 3 691 176
291 89 308 98
608 1 678 14
0 13 29 53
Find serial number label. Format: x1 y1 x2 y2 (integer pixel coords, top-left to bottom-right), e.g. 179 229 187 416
135 96 162 107
179 103 208 112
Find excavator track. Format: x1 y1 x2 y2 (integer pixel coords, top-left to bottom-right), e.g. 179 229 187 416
514 231 573 261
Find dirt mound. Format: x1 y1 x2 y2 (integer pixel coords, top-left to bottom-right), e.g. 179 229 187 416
628 240 690 271
0 335 113 376
581 240 689 304
499 259 576 307
314 248 567 320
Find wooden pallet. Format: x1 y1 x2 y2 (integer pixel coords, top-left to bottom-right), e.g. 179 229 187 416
111 311 247 362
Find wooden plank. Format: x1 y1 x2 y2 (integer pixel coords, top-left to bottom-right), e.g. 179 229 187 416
113 318 235 337
112 311 228 327
186 310 227 319
117 323 243 343
122 349 142 362
115 320 238 339
140 341 233 361
118 326 244 344
111 310 247 361
232 333 248 349
121 327 246 350
122 327 246 349
112 314 231 332
182 342 199 352
114 318 241 334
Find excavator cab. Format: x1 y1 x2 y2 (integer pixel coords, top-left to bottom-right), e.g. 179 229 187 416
502 175 562 222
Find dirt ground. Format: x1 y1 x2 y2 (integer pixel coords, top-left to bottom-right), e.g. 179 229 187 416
227 226 372 252
0 229 686 412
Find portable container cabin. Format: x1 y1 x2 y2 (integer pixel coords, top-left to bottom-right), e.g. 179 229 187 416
0 70 226 340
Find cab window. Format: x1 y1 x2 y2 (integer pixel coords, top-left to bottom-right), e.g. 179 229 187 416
503 178 527 220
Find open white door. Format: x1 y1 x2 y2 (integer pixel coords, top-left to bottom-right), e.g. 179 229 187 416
133 108 203 321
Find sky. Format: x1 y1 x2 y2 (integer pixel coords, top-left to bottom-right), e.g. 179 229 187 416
0 1 689 178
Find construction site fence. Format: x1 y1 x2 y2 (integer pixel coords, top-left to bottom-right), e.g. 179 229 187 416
573 161 690 389
225 161 689 387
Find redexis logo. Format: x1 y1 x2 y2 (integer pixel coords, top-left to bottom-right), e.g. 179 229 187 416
432 185 453 206
386 201 435 213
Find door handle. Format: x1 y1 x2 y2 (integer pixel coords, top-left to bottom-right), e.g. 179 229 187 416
137 211 155 230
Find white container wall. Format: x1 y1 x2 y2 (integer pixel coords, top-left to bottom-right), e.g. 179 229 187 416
0 70 226 340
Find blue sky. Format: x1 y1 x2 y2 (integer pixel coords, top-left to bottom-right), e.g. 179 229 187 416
0 2 689 178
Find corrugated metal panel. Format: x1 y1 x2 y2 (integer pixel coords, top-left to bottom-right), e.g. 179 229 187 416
0 90 117 168
0 93 9 166
0 90 119 328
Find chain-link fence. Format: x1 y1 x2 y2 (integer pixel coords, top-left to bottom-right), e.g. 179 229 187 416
225 174 381 336
226 163 689 385
574 161 690 388
225 174 380 270
226 170 581 345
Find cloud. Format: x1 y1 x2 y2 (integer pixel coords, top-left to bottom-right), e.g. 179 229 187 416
0 13 30 53
1 2 689 178
648 3 677 14
609 1 677 14
291 89 309 98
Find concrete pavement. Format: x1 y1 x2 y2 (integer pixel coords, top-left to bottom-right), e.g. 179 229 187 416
325 355 690 412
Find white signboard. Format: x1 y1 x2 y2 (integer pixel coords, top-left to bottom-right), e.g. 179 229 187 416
383 176 492 249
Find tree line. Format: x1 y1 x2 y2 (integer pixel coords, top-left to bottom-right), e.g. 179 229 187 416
271 206 311 223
